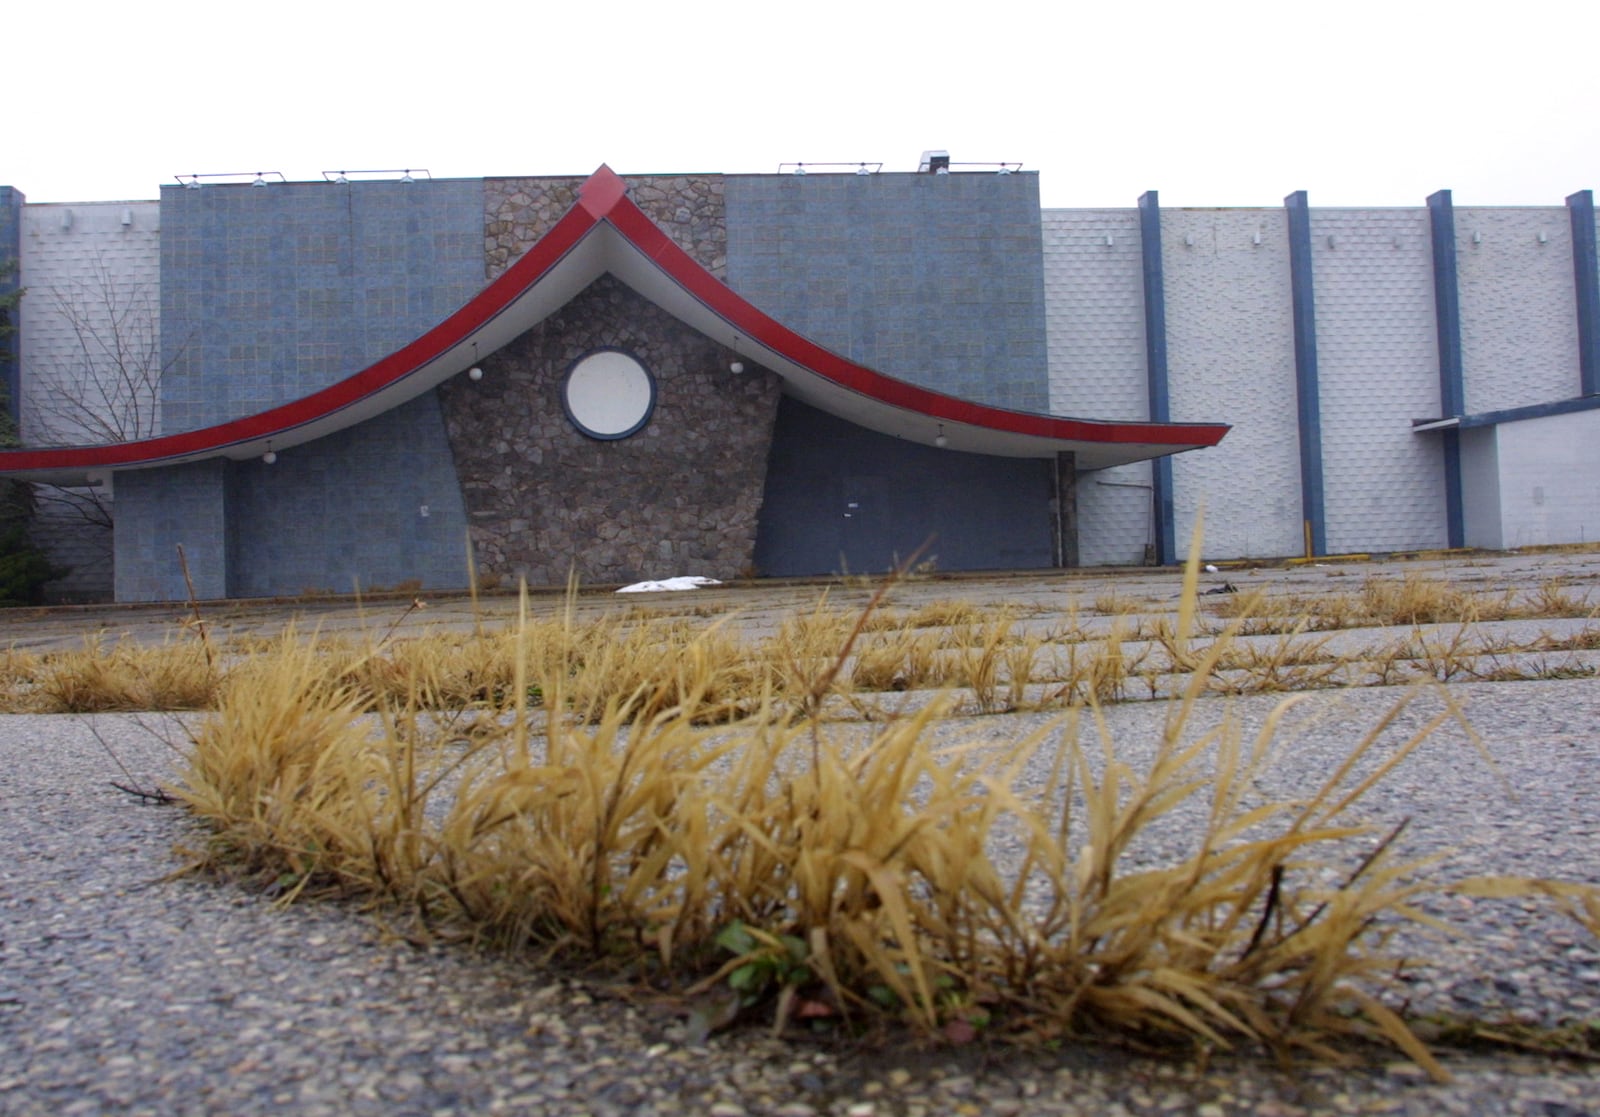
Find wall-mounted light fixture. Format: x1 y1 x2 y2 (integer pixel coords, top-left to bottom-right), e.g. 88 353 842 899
59 209 72 231
1252 230 1262 246
1472 231 1483 245
466 341 483 381
262 442 278 465
1326 234 1337 249
120 208 133 227
1538 230 1549 244
1105 233 1115 247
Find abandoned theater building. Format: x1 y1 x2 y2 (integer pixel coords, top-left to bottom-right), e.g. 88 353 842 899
1 159 1598 603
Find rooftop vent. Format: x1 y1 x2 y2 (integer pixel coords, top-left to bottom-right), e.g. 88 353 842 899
918 150 951 174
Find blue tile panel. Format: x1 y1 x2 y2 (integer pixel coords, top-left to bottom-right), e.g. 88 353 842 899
1284 191 1327 556
754 396 1054 577
723 173 1049 411
1426 190 1466 547
0 186 23 425
1568 190 1599 397
159 178 485 432
225 391 470 597
113 460 229 602
1136 191 1175 565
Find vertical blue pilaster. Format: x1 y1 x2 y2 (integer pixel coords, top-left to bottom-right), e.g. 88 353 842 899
1568 190 1600 397
1284 191 1326 556
1427 189 1466 548
1137 190 1176 565
0 187 23 428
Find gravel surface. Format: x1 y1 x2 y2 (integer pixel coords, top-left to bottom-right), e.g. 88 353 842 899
5 551 1600 1114
4 679 1599 1116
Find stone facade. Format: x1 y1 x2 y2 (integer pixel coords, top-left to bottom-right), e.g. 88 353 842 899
484 175 726 280
437 275 780 586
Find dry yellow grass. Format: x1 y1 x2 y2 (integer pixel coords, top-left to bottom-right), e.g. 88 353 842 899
28 637 220 713
164 554 1600 1077
1213 573 1595 633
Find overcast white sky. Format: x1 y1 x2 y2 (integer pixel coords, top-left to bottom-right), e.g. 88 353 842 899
7 0 1596 209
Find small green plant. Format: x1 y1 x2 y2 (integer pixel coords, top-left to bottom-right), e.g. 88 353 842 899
701 920 820 1036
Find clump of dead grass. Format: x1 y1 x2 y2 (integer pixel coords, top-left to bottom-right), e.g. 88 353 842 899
30 636 221 713
170 551 1600 1077
1213 573 1595 633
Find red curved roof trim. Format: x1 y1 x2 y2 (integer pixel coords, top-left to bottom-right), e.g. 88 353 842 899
0 165 1227 475
601 188 1221 446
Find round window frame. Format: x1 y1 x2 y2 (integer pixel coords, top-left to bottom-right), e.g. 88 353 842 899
559 347 657 441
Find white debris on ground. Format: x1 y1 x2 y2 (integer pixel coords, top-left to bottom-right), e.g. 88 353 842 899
615 576 723 593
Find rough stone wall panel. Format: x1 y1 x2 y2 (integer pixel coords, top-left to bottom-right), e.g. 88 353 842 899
485 175 726 280
1309 208 1447 552
1162 209 1301 559
1456 207 1581 413
724 173 1048 411
437 276 781 586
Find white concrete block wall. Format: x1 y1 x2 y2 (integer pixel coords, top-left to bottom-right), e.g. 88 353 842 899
1043 210 1149 419
1459 427 1502 550
1309 209 1448 552
18 201 162 445
1075 462 1155 565
1456 207 1580 414
1041 210 1155 565
1162 209 1302 559
17 201 158 599
1491 410 1600 548
25 492 113 601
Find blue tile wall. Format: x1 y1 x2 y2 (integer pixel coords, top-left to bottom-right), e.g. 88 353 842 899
224 392 471 597
159 178 485 432
113 460 229 602
754 396 1054 576
724 173 1049 411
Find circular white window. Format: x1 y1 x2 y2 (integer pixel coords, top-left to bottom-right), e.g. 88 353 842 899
560 349 656 440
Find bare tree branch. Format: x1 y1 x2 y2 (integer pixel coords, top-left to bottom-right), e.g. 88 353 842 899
22 253 189 533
